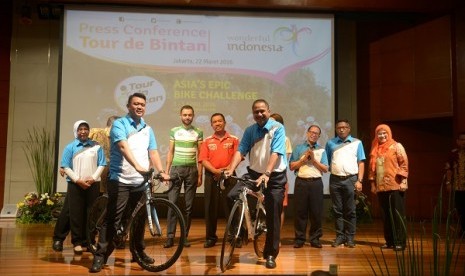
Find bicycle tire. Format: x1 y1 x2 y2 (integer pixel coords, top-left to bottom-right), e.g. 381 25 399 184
220 200 243 272
253 206 267 258
130 197 186 272
87 194 108 254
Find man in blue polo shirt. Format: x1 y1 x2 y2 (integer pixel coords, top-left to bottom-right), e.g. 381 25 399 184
325 119 365 248
225 99 287 269
90 92 169 273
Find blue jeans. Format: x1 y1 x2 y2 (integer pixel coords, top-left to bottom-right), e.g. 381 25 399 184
329 174 357 241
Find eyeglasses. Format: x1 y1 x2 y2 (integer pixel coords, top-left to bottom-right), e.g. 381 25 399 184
308 131 320 136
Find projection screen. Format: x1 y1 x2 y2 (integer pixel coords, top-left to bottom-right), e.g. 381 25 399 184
58 6 334 194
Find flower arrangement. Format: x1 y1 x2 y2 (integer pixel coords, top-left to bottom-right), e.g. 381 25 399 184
16 192 64 224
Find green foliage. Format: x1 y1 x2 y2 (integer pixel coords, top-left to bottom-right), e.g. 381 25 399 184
329 190 373 223
16 192 63 224
22 127 55 195
355 191 373 223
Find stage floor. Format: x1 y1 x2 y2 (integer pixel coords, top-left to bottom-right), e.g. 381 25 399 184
0 218 462 275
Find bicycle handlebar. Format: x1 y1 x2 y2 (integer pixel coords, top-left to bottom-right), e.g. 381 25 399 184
228 175 266 192
152 171 182 194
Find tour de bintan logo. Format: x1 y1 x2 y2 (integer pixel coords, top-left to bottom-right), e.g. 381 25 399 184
114 76 166 115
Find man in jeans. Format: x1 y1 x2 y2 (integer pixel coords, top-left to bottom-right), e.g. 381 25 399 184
325 119 365 248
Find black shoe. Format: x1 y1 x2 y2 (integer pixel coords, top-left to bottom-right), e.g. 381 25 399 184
345 240 356 248
52 240 63 252
380 244 394 249
203 239 216 248
138 252 155 264
293 242 304 248
184 238 191 247
115 240 126 249
235 237 242 248
331 237 345 247
89 256 104 273
394 245 405 251
131 252 154 264
164 238 174 248
265 256 276 269
310 241 322 248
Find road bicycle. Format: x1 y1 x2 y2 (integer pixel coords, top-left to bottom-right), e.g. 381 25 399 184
219 174 267 272
87 169 186 272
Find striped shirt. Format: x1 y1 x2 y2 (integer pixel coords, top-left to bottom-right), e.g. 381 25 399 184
170 125 203 166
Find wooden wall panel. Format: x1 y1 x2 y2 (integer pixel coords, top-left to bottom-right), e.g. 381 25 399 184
413 16 452 118
379 48 415 85
375 16 452 121
454 10 465 133
414 78 451 117
379 84 415 120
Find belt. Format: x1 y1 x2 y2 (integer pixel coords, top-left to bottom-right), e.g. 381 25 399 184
297 176 321 181
331 174 356 180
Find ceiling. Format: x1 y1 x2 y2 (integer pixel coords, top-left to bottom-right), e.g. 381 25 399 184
45 0 460 13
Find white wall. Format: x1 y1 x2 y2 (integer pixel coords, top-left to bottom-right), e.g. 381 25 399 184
4 0 60 205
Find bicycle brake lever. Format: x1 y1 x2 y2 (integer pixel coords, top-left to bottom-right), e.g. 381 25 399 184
219 178 225 191
260 178 266 189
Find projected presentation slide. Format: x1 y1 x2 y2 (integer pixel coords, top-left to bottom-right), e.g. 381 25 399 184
58 7 334 193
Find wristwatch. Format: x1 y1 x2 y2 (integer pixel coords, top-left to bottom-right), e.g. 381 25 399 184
264 171 271 177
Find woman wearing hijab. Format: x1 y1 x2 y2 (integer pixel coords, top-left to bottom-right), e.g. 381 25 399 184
368 124 409 251
52 120 106 254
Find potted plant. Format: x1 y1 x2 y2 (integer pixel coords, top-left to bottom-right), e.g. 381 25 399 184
17 127 63 224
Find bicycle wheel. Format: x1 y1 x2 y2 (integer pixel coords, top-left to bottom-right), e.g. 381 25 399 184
87 194 108 254
220 200 244 272
253 206 267 258
130 197 186 272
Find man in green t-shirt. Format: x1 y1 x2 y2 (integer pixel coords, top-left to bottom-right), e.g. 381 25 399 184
165 105 203 248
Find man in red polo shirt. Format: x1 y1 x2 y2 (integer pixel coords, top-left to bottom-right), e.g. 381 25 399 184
198 113 239 248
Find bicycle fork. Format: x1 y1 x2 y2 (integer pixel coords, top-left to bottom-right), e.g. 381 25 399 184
144 187 162 237
240 193 254 241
